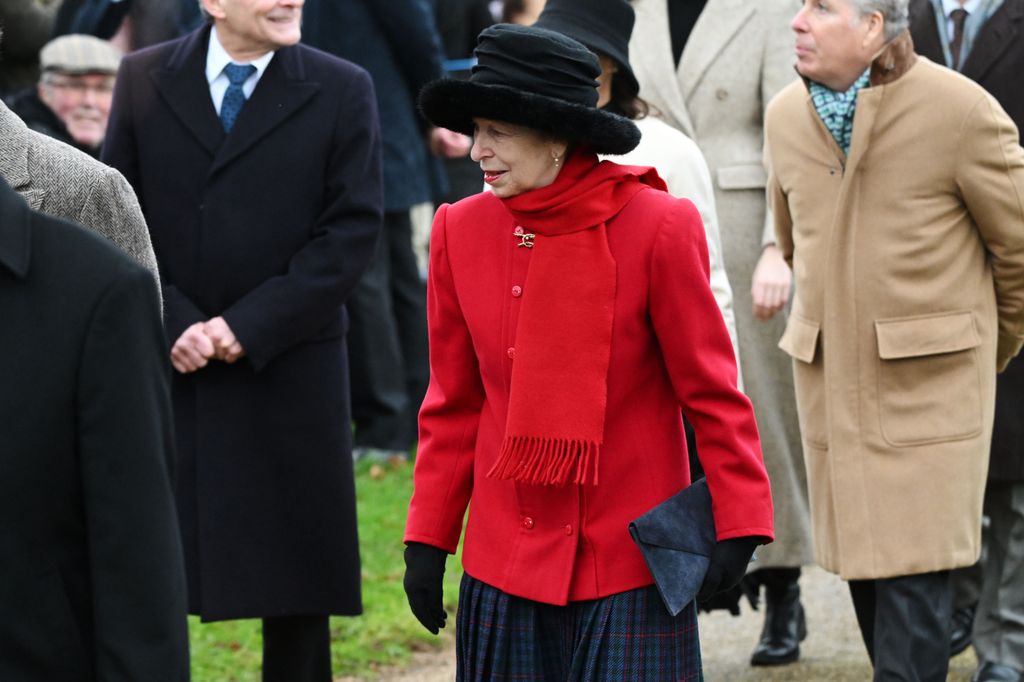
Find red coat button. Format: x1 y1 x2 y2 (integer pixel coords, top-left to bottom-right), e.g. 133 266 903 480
507 347 516 359
522 517 535 530
511 285 523 297
564 524 573 536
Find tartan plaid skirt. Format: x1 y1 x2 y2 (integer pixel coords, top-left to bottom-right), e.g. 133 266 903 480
456 573 703 681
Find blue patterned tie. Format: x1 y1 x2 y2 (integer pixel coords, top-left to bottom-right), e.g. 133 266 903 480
220 63 256 132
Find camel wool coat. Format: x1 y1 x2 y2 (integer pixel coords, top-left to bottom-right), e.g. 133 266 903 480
765 35 1024 580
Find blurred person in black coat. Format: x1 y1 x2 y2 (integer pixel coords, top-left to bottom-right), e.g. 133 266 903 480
0 175 188 682
0 0 58 97
304 0 465 460
431 0 494 204
101 1 383 679
51 0 202 50
910 3 1024 679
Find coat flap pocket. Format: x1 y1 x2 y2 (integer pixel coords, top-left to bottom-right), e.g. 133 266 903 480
875 311 980 360
716 164 767 190
778 316 820 364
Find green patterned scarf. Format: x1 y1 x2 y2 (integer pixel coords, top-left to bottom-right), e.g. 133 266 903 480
809 69 871 155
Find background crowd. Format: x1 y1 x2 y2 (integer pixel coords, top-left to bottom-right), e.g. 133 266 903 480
0 0 1022 681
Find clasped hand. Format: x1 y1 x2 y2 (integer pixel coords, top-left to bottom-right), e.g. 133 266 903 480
170 316 244 374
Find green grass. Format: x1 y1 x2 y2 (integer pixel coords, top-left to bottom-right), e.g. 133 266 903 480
189 458 463 681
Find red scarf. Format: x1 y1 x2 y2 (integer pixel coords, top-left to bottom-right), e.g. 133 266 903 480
487 150 667 486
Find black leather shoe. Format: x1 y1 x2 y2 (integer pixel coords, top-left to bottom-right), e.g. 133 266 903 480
973 662 1023 682
950 604 977 657
750 576 806 666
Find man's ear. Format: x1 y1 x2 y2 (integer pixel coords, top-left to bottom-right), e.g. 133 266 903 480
862 10 887 49
200 0 227 21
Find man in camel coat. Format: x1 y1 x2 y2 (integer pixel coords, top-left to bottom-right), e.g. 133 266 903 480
765 0 1024 678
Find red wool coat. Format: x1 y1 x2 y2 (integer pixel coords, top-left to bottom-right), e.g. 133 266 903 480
405 185 774 605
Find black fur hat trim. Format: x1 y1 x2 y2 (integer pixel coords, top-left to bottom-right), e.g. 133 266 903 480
419 79 641 156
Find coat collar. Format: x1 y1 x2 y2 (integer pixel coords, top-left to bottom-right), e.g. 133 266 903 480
150 24 321 175
869 30 919 86
0 102 47 211
0 177 32 279
961 0 1023 81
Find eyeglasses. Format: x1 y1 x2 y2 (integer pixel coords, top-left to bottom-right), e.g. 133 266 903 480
43 77 116 96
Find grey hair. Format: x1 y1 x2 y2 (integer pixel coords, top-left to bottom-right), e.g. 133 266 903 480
197 0 212 21
851 0 910 41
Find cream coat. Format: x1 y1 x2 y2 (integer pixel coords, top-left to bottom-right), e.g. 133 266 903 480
631 0 813 567
766 42 1024 580
604 115 741 377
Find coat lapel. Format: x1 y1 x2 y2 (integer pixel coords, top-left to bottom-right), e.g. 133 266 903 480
909 0 945 63
630 0 695 136
678 0 755 102
962 0 1023 82
0 103 46 210
208 45 320 177
150 26 225 157
0 179 32 279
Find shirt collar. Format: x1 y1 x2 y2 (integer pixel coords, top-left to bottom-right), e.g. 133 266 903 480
205 25 275 85
940 0 985 17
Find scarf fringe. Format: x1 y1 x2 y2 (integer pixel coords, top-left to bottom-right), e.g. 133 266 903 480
487 436 601 486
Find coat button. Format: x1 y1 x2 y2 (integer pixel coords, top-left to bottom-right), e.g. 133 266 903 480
522 517 535 530
507 347 516 359
511 285 522 297
715 88 729 101
564 524 573 536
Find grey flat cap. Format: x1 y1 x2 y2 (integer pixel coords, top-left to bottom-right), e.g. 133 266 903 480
40 34 122 75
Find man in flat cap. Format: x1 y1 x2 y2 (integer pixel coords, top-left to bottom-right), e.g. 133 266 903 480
0 28 159 289
8 33 121 157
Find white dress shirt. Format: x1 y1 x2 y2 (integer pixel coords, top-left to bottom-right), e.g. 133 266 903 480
941 0 984 36
206 27 275 115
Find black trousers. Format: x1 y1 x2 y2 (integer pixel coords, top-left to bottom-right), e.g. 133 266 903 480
262 615 331 682
347 210 429 451
848 570 953 682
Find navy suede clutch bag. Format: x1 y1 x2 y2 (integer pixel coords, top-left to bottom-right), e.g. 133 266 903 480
628 478 717 616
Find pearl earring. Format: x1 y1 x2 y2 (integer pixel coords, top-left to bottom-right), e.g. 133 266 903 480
553 155 561 168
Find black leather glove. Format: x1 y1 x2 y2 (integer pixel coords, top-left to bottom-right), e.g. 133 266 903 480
696 536 762 605
403 542 449 634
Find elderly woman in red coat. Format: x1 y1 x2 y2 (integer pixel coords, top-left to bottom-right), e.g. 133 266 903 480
403 24 774 680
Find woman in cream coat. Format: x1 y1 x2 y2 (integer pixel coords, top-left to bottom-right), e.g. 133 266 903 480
630 0 814 666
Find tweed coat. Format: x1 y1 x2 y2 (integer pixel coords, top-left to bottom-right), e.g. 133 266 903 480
102 26 383 620
0 178 188 681
0 100 160 292
405 174 774 606
630 0 812 568
765 36 1024 580
911 0 1024 482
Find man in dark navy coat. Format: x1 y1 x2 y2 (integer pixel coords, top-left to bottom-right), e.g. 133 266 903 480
101 0 383 679
0 176 188 681
910 2 1024 680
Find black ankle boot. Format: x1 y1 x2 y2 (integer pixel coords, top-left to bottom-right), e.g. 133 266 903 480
750 569 806 666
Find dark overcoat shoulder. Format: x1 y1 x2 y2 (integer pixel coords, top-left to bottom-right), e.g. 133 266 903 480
0 180 188 680
910 0 1024 481
102 25 384 619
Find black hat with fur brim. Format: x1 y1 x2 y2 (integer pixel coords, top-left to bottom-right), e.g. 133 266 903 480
419 24 640 156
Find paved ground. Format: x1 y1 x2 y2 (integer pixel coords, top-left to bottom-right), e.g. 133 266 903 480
341 566 979 681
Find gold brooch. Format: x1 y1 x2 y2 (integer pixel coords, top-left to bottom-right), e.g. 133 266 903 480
514 226 535 248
